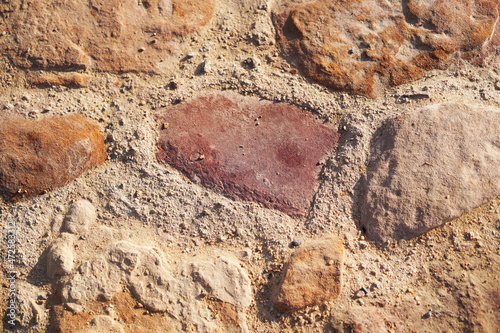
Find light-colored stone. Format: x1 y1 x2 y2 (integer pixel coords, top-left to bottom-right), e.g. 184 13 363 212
361 103 500 243
47 233 76 278
191 256 252 310
62 200 97 234
273 235 344 312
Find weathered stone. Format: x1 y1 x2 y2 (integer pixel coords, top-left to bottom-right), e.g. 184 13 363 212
62 200 97 235
156 91 339 217
272 0 498 97
191 256 252 310
47 233 76 279
61 240 252 330
361 103 500 243
0 0 215 72
273 236 343 312
0 114 107 201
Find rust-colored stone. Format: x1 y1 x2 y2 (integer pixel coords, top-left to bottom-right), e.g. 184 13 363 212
272 0 498 97
0 114 107 201
273 236 344 312
0 0 215 72
156 91 339 217
30 73 91 88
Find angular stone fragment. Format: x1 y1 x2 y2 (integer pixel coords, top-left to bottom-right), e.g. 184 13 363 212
273 236 343 312
62 200 97 235
156 91 339 217
272 0 498 97
0 114 107 201
361 104 500 243
0 0 215 72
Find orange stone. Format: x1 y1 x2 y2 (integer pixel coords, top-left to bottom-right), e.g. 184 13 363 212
0 114 107 201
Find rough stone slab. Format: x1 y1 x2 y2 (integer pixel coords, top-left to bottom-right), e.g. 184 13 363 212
0 0 215 72
156 91 339 217
0 114 107 201
361 103 500 243
272 0 498 97
273 235 343 312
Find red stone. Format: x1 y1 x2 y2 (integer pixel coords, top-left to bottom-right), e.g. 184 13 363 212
156 92 339 217
0 114 107 201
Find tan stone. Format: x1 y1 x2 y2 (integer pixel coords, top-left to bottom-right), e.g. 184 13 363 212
273 236 344 312
0 0 215 72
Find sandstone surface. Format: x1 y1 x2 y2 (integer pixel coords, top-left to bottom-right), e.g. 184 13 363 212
156 91 339 217
361 103 500 243
273 0 498 97
273 235 343 312
0 0 215 72
0 114 107 201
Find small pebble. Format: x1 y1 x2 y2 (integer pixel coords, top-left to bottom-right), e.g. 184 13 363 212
291 239 303 247
355 289 366 298
423 310 432 319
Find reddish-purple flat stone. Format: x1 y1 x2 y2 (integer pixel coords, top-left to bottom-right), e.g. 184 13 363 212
156 91 339 217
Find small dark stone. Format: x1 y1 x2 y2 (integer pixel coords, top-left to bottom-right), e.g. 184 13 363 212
291 239 303 247
423 310 432 319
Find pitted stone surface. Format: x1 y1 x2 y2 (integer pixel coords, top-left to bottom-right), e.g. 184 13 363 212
272 0 498 97
361 103 500 243
0 0 215 72
273 236 344 313
0 114 107 201
61 240 252 331
156 91 339 217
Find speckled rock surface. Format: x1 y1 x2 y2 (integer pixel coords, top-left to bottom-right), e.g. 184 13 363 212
0 0 215 72
361 103 500 243
272 0 498 97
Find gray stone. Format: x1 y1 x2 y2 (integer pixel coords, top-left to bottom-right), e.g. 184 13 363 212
361 103 500 243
